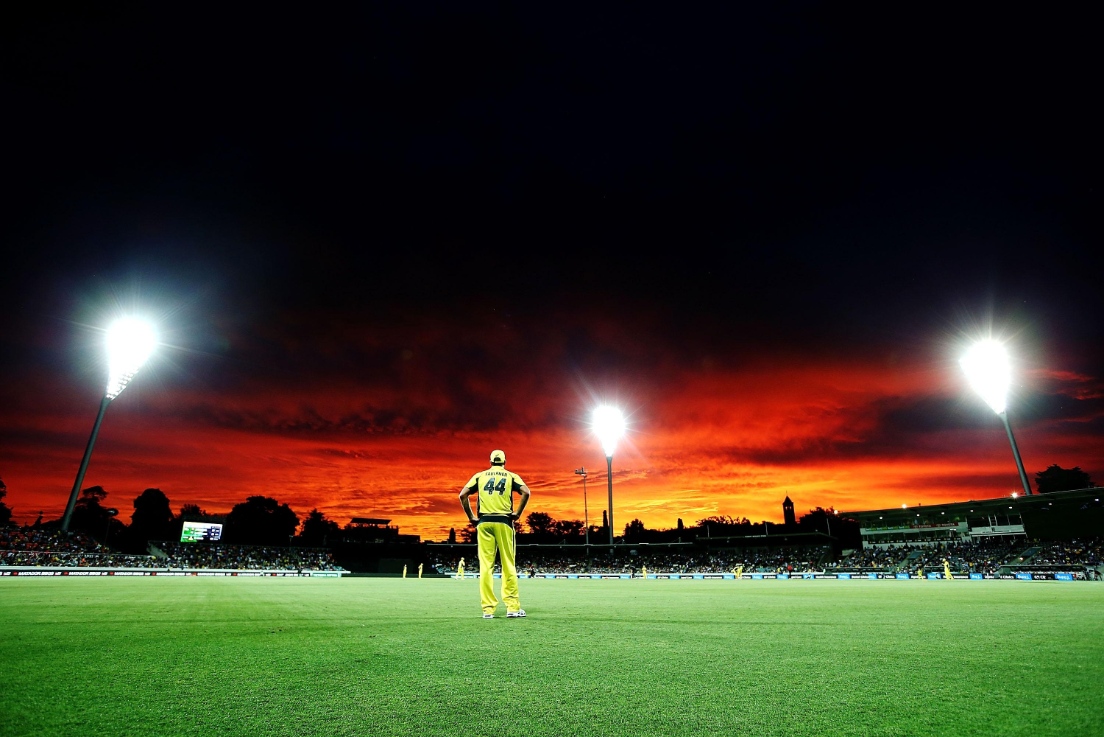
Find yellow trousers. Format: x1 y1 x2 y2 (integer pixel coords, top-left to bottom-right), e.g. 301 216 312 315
477 521 520 614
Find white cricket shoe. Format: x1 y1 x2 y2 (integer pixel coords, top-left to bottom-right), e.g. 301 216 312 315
482 613 494 619
506 609 526 618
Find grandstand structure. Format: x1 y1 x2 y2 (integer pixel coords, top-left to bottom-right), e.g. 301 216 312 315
343 517 420 544
845 487 1103 549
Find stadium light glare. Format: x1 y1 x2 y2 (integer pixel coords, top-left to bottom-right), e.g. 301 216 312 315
960 339 1010 414
592 405 625 547
960 339 1032 497
593 405 625 457
106 317 158 399
62 317 158 532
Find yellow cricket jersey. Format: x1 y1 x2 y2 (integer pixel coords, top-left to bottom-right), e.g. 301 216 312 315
465 466 525 517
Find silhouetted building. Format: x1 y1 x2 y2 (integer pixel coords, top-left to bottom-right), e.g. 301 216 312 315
343 518 419 544
783 496 796 527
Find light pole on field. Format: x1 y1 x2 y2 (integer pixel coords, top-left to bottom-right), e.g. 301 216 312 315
592 406 625 548
575 467 589 546
62 317 157 532
960 339 1033 497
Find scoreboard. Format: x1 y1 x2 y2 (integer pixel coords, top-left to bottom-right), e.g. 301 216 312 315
180 521 223 543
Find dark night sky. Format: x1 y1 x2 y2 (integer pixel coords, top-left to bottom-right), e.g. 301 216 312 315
2 4 1101 537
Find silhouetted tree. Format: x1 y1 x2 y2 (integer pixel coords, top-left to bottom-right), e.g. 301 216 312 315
1035 465 1094 494
67 486 114 538
525 511 555 539
224 496 300 545
178 503 216 521
130 488 175 544
0 478 12 527
459 524 477 543
799 507 861 549
697 515 739 527
553 519 584 540
693 515 755 539
299 509 340 546
623 518 647 542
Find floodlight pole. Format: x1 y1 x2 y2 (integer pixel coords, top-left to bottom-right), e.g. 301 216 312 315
606 454 614 547
575 468 589 546
62 395 112 532
999 410 1033 497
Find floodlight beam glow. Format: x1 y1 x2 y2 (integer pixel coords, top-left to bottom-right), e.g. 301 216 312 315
960 339 1010 415
592 405 625 457
105 317 158 399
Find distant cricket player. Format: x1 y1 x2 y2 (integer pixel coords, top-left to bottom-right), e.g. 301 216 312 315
418 563 424 579
943 559 953 580
457 557 465 579
459 449 531 619
403 564 407 579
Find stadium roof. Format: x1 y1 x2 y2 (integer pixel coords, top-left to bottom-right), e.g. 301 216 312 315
842 487 1103 527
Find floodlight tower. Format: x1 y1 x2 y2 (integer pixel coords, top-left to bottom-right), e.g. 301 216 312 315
574 467 590 546
960 339 1032 497
62 317 157 532
593 406 625 547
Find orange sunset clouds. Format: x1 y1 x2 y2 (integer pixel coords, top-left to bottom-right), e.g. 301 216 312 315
2 301 1100 540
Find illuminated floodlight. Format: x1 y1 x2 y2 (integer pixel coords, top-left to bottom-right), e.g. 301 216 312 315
960 339 1032 497
960 339 1010 414
106 317 158 399
62 316 158 531
593 405 625 457
592 405 625 548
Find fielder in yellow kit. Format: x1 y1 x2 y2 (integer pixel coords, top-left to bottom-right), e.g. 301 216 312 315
459 449 531 618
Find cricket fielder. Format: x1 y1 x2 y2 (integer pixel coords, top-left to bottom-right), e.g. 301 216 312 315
459 449 531 618
457 557 465 579
943 559 953 580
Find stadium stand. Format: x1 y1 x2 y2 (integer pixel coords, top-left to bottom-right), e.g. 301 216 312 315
3 526 1099 579
0 527 158 568
429 537 1103 579
153 541 344 571
0 528 344 573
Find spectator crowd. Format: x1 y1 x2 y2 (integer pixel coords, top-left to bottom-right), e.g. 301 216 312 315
0 528 343 571
430 538 1103 579
3 526 1100 579
153 541 343 571
0 527 156 568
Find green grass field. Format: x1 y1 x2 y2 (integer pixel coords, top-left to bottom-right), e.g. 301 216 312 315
2 577 1102 737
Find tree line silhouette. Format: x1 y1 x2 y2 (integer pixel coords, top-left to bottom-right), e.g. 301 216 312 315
2 484 342 554
0 465 1093 554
